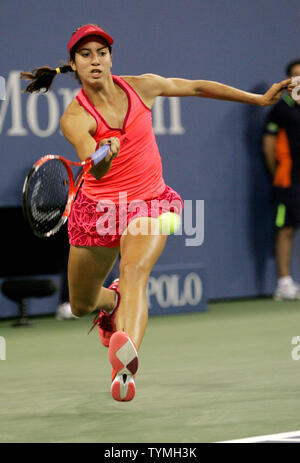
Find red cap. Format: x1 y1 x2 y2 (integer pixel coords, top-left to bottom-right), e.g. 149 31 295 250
68 25 114 56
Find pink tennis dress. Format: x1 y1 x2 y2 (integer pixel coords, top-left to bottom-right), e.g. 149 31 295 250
68 75 183 247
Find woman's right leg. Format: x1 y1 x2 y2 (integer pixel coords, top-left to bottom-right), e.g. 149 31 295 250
68 244 120 317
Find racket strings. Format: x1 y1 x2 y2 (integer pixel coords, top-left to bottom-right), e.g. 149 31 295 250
25 159 69 235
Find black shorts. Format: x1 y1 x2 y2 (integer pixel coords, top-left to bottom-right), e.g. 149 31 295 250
273 185 300 229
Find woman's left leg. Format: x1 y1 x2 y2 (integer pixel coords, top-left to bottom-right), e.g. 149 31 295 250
108 217 167 401
116 217 168 349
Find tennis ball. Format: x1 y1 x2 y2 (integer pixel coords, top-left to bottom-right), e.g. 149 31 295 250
158 212 181 235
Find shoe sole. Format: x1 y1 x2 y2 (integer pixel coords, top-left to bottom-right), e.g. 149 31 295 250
109 331 138 402
111 373 136 402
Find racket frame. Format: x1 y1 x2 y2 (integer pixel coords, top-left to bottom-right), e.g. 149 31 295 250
22 144 110 238
22 155 92 238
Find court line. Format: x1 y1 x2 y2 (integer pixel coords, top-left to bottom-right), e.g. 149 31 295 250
217 430 300 443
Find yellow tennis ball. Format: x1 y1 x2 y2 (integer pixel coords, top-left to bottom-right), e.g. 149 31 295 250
158 212 181 235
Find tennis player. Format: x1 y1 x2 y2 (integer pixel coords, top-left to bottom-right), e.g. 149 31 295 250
21 24 293 402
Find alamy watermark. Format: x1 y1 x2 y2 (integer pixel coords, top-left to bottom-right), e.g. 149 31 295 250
0 336 6 360
95 193 204 247
0 76 5 101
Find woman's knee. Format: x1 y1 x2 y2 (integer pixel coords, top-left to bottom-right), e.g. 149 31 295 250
70 299 95 318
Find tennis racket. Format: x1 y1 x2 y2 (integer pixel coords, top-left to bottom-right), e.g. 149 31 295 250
22 144 110 238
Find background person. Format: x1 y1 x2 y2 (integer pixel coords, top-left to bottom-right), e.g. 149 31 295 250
262 59 300 301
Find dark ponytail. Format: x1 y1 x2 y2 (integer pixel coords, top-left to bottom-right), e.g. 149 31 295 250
20 64 73 93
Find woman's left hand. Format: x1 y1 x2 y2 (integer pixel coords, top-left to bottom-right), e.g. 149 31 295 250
258 78 292 106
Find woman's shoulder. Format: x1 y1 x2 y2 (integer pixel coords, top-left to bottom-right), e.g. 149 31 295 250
120 73 161 87
60 97 95 134
61 97 82 119
120 74 163 108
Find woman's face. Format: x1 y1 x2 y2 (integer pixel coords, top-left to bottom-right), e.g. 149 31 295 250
71 36 112 86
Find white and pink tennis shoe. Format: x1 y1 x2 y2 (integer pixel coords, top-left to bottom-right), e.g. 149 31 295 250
109 331 138 402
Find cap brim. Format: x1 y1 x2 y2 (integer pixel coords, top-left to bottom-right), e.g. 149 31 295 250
68 26 114 55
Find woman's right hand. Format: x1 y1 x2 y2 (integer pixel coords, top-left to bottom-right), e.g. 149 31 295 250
90 137 120 180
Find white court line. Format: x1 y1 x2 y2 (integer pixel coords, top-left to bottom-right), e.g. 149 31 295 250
217 430 300 443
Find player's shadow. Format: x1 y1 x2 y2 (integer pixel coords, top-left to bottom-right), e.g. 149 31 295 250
242 82 276 294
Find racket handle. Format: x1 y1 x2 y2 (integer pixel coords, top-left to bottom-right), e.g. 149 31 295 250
90 144 110 165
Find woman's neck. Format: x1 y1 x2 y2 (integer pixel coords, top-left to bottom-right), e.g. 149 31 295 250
82 74 118 107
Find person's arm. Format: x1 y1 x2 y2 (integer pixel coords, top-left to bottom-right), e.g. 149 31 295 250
125 74 292 108
60 101 120 180
262 134 277 178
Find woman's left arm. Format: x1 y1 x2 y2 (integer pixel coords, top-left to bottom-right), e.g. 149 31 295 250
129 73 293 107
188 78 292 106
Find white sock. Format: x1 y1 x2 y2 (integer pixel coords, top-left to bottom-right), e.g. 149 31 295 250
111 292 119 312
104 292 119 314
278 276 293 286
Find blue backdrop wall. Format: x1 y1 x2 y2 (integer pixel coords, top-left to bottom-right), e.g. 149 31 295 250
1 0 300 304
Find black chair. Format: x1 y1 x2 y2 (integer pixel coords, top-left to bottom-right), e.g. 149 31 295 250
1 279 57 326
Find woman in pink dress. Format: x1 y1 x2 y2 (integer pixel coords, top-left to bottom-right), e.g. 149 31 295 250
21 24 292 402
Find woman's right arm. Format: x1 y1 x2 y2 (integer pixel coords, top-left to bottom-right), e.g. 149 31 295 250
60 102 120 179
